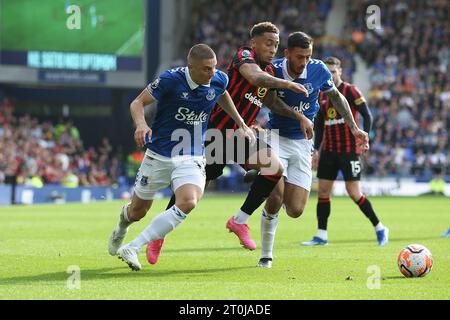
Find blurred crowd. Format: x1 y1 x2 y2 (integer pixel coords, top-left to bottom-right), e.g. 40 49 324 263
189 0 449 180
0 98 127 187
1 0 448 187
346 0 449 179
187 0 357 79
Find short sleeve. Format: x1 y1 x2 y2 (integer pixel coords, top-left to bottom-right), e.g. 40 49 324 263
349 85 367 107
232 47 257 70
216 70 229 95
146 71 172 101
319 63 335 93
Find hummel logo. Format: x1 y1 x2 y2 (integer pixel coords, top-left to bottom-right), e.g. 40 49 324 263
173 207 186 219
181 92 189 99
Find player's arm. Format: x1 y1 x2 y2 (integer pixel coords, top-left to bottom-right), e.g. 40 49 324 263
323 87 369 152
239 63 309 96
264 90 314 139
351 87 373 133
130 89 154 148
217 91 256 144
358 103 373 133
312 112 324 170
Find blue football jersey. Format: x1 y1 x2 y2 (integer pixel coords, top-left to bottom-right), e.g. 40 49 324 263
269 58 334 139
146 67 228 157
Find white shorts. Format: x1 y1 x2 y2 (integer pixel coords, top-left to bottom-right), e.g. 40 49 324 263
269 134 313 191
133 150 206 200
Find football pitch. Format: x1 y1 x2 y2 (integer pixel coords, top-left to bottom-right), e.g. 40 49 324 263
0 0 144 56
0 196 448 300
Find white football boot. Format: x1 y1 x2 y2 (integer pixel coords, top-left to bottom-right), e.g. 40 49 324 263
117 244 141 271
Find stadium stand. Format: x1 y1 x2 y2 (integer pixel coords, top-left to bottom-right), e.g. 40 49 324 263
0 98 127 187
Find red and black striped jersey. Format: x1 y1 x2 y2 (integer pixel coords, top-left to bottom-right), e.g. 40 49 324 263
208 46 274 131
318 82 367 154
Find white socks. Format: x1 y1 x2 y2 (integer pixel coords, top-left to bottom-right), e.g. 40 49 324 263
316 229 328 240
234 209 251 224
260 209 279 259
375 222 385 232
130 205 187 248
116 203 132 235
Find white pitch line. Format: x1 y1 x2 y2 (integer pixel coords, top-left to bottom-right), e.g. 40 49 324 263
115 27 144 56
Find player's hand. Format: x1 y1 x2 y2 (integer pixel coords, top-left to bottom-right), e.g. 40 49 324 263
312 150 319 171
299 115 314 140
134 124 152 148
237 125 257 146
351 127 369 154
287 82 309 97
250 123 265 133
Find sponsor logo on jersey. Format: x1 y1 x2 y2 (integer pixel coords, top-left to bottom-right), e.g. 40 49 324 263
292 101 311 113
244 92 263 108
175 107 208 125
327 107 337 119
325 118 345 126
257 87 268 99
181 92 189 100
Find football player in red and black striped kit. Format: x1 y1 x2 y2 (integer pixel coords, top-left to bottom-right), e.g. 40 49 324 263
146 22 315 262
302 56 389 247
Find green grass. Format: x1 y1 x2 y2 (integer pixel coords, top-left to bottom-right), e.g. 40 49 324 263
0 195 449 300
0 0 144 56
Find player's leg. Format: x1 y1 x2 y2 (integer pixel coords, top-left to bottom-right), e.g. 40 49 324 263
258 176 285 268
115 156 174 270
139 158 206 266
345 180 388 246
227 146 284 250
108 156 158 256
302 152 338 246
259 138 312 266
108 193 153 256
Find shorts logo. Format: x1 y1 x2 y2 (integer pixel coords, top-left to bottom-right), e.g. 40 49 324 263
327 107 337 119
257 87 268 99
140 176 149 187
206 89 216 101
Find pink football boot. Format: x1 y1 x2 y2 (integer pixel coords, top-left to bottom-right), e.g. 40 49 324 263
226 217 256 250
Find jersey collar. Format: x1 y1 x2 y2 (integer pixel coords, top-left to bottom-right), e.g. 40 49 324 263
185 67 210 90
282 58 307 81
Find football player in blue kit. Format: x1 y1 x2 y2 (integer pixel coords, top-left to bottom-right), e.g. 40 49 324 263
107 44 256 271
257 32 369 268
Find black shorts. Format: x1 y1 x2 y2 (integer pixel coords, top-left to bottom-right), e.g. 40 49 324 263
205 130 270 181
317 151 361 181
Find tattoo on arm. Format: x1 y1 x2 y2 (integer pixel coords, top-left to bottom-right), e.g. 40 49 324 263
265 94 301 120
254 73 285 89
326 88 357 129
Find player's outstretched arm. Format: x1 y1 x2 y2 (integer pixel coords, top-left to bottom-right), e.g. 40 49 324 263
264 91 314 139
324 87 369 153
239 63 309 96
130 89 154 148
217 91 256 144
